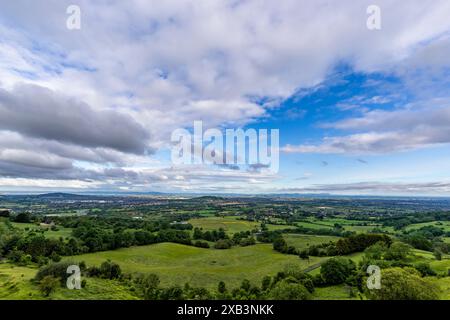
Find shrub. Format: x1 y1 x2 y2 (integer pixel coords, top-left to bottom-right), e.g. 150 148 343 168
194 240 210 248
269 281 311 300
38 276 60 297
414 263 437 277
214 239 232 249
320 257 356 285
99 260 122 279
35 261 77 284
366 267 440 300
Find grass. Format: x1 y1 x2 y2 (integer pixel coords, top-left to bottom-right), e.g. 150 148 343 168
0 263 39 300
188 216 260 234
10 222 73 239
283 234 340 251
0 263 138 300
430 259 450 274
296 221 334 230
405 221 450 232
300 217 394 233
313 285 360 300
428 277 450 299
67 243 328 290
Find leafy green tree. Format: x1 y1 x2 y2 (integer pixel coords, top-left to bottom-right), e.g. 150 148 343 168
138 273 160 300
269 281 311 300
35 260 77 284
320 257 356 285
299 250 309 260
366 267 439 300
214 239 232 249
414 263 437 277
384 242 411 261
99 260 122 279
434 249 442 261
14 212 31 223
273 237 288 253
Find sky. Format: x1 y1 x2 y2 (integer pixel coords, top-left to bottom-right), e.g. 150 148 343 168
1 0 450 195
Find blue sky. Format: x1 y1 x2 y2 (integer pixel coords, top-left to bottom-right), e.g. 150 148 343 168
1 1 450 195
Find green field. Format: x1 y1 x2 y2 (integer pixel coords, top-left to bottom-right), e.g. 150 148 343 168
429 277 450 299
313 285 361 300
188 216 260 234
405 221 450 232
188 216 295 234
283 234 340 251
11 222 73 239
0 263 137 300
67 243 328 290
299 217 393 233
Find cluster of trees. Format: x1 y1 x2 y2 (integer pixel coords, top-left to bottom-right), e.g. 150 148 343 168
193 227 227 242
298 234 392 258
34 260 119 296
128 264 315 300
26 239 445 300
272 237 297 255
310 242 441 300
193 228 255 249
231 231 256 247
380 211 450 231
400 225 450 256
4 234 83 265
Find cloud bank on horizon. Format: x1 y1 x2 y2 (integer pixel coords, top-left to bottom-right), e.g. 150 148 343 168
1 0 450 195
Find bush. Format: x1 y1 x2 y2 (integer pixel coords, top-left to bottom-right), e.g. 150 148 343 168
99 260 122 279
239 237 256 247
194 241 210 248
159 285 184 300
414 263 437 277
38 276 60 296
320 257 356 285
214 239 232 249
366 267 440 300
269 281 311 300
35 261 77 284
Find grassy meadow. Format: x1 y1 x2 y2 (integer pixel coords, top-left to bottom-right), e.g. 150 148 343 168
65 243 328 290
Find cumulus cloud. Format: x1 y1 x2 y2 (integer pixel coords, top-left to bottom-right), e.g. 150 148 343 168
0 1 450 191
278 181 450 195
282 98 450 154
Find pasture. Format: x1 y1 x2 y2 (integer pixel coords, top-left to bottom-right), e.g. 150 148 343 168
67 243 328 290
0 263 137 300
11 222 73 239
283 234 340 251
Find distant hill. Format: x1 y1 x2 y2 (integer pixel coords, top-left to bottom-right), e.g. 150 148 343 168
191 195 225 201
34 192 89 199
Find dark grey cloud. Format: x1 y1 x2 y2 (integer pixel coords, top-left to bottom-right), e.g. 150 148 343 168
0 84 150 154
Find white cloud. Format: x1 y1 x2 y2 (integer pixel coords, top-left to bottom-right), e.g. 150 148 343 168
283 98 450 154
1 0 450 191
